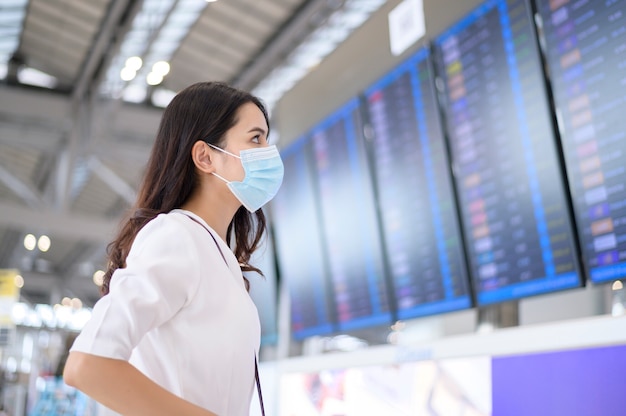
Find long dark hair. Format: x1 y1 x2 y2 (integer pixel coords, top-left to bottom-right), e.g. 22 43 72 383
102 82 268 294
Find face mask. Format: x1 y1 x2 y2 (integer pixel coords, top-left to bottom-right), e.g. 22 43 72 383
208 144 284 212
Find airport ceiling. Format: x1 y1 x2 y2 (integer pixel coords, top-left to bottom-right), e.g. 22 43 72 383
0 0 372 308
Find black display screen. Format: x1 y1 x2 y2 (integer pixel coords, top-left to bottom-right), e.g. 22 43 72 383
364 47 472 319
536 0 626 283
271 137 335 340
309 98 393 331
433 0 582 305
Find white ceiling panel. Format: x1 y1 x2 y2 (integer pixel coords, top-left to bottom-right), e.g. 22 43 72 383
194 14 259 50
206 1 274 36
16 0 112 86
166 0 307 91
0 143 41 186
28 0 102 35
0 183 26 205
71 175 124 217
181 34 249 67
251 0 294 21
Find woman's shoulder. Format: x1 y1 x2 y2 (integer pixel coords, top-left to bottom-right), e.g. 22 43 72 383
135 210 183 237
130 210 202 257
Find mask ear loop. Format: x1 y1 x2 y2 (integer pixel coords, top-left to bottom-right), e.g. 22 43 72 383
206 143 240 184
207 143 241 159
211 172 230 183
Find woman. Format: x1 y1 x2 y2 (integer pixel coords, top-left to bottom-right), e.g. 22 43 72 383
63 82 283 416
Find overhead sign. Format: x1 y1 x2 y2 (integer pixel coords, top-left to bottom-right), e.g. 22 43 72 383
388 0 426 56
0 269 20 332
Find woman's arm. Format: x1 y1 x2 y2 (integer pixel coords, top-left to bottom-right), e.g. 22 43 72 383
64 352 218 416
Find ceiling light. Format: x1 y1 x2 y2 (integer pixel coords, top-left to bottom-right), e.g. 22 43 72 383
100 0 208 100
37 235 51 252
93 270 105 286
23 234 36 251
152 88 177 108
146 72 163 86
120 66 137 81
14 275 24 289
17 67 58 89
123 84 147 103
125 56 143 71
12 303 29 325
152 61 170 76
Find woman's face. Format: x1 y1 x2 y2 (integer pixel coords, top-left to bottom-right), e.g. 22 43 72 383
216 102 269 182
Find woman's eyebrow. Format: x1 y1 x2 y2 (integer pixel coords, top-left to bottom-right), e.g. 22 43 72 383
248 127 267 135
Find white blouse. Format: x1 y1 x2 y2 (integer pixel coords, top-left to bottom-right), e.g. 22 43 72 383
71 209 261 416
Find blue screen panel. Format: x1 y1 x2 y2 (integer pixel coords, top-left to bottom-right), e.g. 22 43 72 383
536 0 626 284
364 47 472 319
271 137 335 340
246 222 279 346
433 0 582 305
309 98 393 331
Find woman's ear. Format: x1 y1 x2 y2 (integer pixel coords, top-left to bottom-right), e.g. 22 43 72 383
190 141 216 174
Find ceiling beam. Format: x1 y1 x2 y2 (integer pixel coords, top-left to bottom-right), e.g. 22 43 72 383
19 270 101 307
231 0 334 91
0 121 65 151
0 201 118 243
57 0 141 211
0 86 71 127
72 0 138 103
0 164 43 209
0 86 161 146
19 270 62 299
87 156 137 205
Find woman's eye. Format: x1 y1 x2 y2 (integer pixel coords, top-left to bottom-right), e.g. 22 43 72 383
252 135 261 143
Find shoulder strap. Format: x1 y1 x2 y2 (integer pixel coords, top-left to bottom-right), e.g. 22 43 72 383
184 214 228 265
183 214 265 416
255 355 265 416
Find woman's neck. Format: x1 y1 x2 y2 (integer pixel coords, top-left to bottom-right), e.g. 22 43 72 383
181 193 238 243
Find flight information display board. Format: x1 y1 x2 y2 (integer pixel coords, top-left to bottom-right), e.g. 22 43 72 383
364 47 472 319
309 98 393 331
271 137 335 340
536 0 626 283
433 0 582 305
246 223 279 346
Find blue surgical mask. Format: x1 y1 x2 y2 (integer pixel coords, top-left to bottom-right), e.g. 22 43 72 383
208 144 284 212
